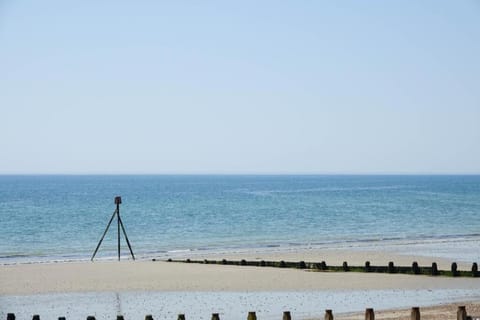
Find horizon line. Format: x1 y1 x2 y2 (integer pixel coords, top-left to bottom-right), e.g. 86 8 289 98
1 172 479 176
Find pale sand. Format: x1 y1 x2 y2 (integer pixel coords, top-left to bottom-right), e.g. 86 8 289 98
2 249 480 320
332 302 480 320
0 249 479 295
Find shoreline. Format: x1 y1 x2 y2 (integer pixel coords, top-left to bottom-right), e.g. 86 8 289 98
2 233 479 266
2 247 480 320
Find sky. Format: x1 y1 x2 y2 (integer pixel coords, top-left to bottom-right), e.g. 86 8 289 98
0 1 479 174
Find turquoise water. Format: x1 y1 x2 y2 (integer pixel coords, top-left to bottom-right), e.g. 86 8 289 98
0 175 479 263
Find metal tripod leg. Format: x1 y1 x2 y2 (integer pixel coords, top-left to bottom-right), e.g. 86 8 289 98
117 207 120 261
118 216 135 260
91 209 117 261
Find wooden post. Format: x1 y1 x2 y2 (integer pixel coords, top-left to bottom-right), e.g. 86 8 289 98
320 261 327 270
32 315 40 320
178 314 186 320
412 261 420 274
457 306 467 320
411 307 420 320
472 263 478 277
247 311 257 320
325 309 334 320
212 313 220 320
117 316 124 320
432 262 438 276
145 315 154 320
365 261 371 272
7 314 15 320
388 261 395 273
365 308 375 320
452 262 458 276
283 311 291 320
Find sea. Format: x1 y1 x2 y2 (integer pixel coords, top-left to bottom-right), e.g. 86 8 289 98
1 175 479 264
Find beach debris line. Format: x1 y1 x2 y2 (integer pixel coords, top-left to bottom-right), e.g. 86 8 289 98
4 306 480 320
91 196 135 261
164 258 480 277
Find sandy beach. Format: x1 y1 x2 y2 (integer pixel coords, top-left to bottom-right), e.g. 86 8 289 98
334 302 480 320
2 260 479 295
1 248 479 295
1 248 480 320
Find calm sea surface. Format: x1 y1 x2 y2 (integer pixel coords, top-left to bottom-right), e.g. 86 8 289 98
0 175 479 263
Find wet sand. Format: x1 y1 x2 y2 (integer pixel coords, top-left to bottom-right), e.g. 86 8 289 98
1 249 479 320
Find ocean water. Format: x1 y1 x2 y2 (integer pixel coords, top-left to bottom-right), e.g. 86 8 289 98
0 175 479 264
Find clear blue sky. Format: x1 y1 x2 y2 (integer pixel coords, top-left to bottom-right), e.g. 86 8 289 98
1 1 479 174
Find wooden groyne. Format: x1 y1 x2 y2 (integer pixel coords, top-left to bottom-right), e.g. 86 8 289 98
4 306 480 320
162 259 480 277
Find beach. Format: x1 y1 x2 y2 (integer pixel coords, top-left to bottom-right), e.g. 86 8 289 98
1 248 480 320
1 175 480 319
334 302 480 320
2 248 479 295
